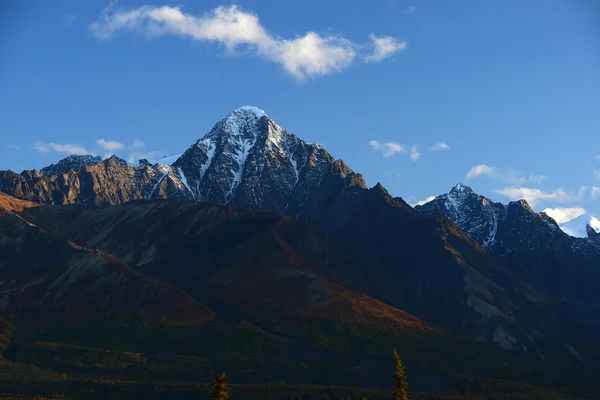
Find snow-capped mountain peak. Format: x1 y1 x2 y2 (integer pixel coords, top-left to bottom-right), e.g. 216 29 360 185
450 183 475 195
169 106 363 214
239 105 266 118
207 106 269 139
416 184 507 248
560 214 600 238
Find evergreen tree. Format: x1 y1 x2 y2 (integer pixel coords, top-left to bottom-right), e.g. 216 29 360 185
393 349 409 400
211 372 230 400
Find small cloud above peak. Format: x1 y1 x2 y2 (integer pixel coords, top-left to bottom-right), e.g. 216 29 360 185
33 142 90 156
369 140 419 161
96 139 124 151
430 142 450 151
466 164 496 179
493 186 586 207
131 139 145 149
465 164 547 185
364 34 407 63
406 6 417 13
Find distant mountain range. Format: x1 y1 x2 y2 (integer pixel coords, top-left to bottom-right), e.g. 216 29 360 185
1 106 599 397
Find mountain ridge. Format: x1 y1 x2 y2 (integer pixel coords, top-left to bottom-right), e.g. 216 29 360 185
1 107 600 368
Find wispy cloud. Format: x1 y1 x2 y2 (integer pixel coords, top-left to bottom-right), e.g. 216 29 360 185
369 140 405 157
131 138 145 149
542 207 586 224
369 140 419 161
493 186 586 207
364 34 407 63
409 145 420 161
465 164 496 179
89 4 406 80
465 164 547 185
7 144 20 150
127 151 164 163
96 139 125 151
65 14 77 24
594 170 600 183
406 6 417 13
96 138 125 158
592 186 600 200
412 195 435 207
383 169 400 177
430 142 450 152
33 142 90 155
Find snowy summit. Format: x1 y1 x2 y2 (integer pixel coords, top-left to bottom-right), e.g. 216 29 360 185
239 105 266 118
559 214 600 238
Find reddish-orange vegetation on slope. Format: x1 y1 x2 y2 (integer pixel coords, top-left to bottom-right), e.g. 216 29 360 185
0 192 38 213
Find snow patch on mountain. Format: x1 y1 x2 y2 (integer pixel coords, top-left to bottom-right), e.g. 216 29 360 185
148 167 170 199
197 139 216 188
177 167 192 193
225 136 256 204
560 214 600 238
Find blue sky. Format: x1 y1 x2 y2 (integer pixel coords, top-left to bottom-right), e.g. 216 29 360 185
1 0 599 222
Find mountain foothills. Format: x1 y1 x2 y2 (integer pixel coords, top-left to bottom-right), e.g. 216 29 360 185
0 107 599 399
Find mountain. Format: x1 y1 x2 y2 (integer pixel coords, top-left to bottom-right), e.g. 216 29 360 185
40 154 103 177
0 195 214 325
4 193 576 398
414 183 567 254
16 182 599 371
0 107 365 223
415 184 600 340
171 106 366 222
560 214 600 239
1 107 600 371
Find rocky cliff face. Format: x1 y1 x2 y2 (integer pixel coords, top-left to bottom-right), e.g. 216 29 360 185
40 154 103 177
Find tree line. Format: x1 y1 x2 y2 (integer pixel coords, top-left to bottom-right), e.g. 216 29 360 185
210 349 409 400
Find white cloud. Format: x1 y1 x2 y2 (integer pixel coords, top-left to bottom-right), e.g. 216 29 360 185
542 207 586 224
466 164 497 179
364 34 407 63
383 169 400 177
369 140 419 161
33 142 90 155
7 144 19 150
594 170 600 183
369 140 405 157
96 139 125 158
96 139 125 151
592 186 600 200
127 151 164 163
409 145 420 161
493 186 585 207
407 6 417 13
131 138 145 149
89 4 405 80
430 142 450 151
413 195 435 207
465 164 547 185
